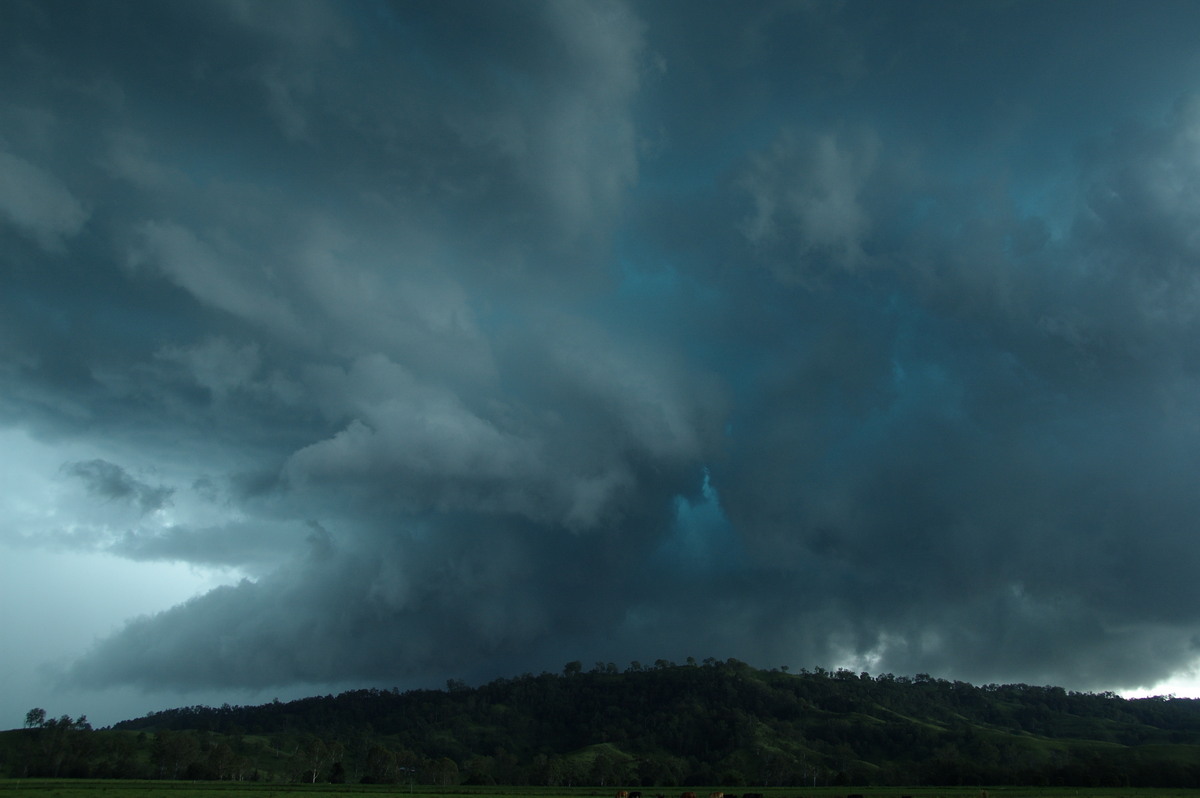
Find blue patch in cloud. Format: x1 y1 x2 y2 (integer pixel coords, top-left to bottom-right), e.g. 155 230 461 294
655 468 741 573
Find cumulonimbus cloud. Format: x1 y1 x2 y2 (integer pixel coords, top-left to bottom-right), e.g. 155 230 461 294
5 0 1200 702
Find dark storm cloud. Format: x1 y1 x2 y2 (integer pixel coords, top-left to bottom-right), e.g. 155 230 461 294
5 0 1200 701
63 459 173 513
702 84 1200 687
106 520 303 570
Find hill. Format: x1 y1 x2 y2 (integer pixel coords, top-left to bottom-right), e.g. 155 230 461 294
8 660 1200 786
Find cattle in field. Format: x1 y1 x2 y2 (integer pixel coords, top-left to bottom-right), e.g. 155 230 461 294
629 792 642 798
616 792 628 798
682 792 698 798
709 792 724 798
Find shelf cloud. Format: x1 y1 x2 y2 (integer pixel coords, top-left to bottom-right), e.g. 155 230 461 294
5 0 1200 723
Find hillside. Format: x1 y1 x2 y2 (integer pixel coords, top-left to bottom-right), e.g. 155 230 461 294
10 660 1200 786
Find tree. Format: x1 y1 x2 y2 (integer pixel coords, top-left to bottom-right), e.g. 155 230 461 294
207 742 236 780
300 737 329 783
433 756 460 786
364 743 398 783
151 729 200 779
25 707 46 728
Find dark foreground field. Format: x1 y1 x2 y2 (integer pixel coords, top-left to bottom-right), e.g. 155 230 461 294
4 784 1200 798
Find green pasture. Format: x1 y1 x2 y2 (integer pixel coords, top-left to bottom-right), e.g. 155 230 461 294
3 784 1200 798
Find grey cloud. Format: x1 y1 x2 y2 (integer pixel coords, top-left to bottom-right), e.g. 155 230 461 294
1070 96 1200 339
738 127 880 285
108 519 304 571
155 338 264 403
63 459 173 513
283 318 724 531
127 220 307 341
6 0 1200 705
704 96 1200 689
0 147 89 251
219 0 352 49
69 511 670 689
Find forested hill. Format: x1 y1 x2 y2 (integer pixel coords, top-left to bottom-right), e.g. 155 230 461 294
107 659 1200 786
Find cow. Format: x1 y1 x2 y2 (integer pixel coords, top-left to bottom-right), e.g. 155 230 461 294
709 792 724 798
682 792 698 798
616 792 628 798
630 792 642 798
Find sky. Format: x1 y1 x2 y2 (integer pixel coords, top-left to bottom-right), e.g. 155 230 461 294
5 0 1200 729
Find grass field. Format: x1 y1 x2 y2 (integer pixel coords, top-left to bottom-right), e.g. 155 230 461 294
3 784 1200 798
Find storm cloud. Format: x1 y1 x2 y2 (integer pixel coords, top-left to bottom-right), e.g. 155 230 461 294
5 0 1200 719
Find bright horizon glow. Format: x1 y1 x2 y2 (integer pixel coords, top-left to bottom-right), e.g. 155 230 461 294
1120 664 1200 699
0 545 244 726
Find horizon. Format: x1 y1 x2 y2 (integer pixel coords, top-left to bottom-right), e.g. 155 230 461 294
8 657 1198 732
6 0 1200 731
